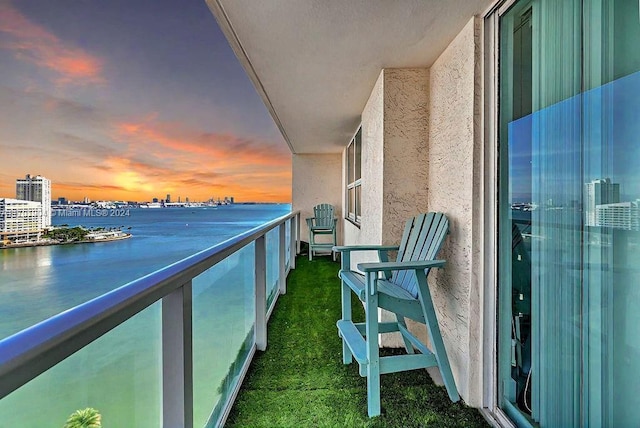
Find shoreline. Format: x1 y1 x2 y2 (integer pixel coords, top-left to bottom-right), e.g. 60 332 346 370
1 233 132 249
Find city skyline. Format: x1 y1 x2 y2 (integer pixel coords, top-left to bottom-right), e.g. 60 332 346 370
0 0 292 202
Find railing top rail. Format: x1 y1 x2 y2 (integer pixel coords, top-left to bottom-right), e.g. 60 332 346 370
0 210 299 399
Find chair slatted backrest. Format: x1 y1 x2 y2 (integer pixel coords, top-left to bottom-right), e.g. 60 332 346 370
391 213 449 298
314 204 335 229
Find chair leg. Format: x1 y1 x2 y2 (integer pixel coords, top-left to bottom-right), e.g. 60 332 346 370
332 229 337 261
416 271 460 402
308 230 314 261
395 315 415 354
365 273 381 417
340 252 353 364
341 283 353 364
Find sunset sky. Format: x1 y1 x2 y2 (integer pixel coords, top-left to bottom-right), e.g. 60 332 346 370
0 0 292 202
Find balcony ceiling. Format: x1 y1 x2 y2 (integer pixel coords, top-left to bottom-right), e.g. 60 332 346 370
206 0 493 154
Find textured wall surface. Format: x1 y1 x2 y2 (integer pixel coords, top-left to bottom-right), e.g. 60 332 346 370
292 154 343 244
382 69 431 244
427 17 482 406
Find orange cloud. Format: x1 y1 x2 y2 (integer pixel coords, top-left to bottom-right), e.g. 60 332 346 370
101 117 292 202
0 3 104 84
99 116 291 202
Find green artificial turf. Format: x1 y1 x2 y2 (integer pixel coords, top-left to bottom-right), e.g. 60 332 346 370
225 255 489 427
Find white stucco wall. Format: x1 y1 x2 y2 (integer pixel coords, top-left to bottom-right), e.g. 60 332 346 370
292 154 343 245
427 17 483 406
381 69 430 243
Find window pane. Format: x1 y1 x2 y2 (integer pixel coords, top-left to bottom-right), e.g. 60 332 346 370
355 128 362 181
347 141 354 184
348 187 355 219
355 184 361 220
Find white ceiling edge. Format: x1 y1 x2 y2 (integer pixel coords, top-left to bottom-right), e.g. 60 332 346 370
205 0 493 155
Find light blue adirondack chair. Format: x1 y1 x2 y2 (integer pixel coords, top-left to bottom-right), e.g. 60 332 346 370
306 203 337 261
333 212 459 417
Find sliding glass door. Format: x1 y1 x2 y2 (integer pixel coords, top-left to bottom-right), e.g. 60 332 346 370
498 0 640 426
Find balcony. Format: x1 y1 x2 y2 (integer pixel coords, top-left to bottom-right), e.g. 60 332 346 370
227 254 488 427
0 212 487 427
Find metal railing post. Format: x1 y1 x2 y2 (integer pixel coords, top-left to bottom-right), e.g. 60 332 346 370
255 235 267 351
162 281 193 428
296 212 301 255
279 222 286 294
289 218 296 269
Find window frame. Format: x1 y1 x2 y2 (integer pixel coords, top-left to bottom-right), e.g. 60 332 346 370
345 126 362 226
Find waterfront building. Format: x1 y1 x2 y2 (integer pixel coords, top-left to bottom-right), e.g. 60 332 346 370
15 174 51 228
596 200 640 231
585 178 620 226
0 198 43 244
166 194 171 203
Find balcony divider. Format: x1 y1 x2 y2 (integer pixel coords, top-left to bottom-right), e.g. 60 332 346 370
0 211 300 428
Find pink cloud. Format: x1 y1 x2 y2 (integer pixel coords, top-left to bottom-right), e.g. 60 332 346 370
0 3 104 84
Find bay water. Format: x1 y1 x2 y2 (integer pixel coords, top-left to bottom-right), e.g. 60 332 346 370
0 204 291 427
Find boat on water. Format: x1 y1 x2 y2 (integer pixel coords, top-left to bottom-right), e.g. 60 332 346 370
140 202 162 208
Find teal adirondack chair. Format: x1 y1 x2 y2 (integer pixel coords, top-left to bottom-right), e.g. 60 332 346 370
306 203 337 261
333 212 459 417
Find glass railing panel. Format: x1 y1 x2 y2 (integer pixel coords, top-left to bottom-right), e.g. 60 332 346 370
265 228 279 310
192 243 255 427
0 302 162 427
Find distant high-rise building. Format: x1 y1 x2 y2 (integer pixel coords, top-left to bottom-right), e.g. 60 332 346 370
152 198 159 203
166 194 171 203
16 174 51 228
585 178 620 226
58 197 67 205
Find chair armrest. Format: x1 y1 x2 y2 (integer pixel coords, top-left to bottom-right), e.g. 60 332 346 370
333 245 400 253
357 259 446 273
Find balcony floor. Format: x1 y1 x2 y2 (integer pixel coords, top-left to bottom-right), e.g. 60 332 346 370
226 255 489 427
